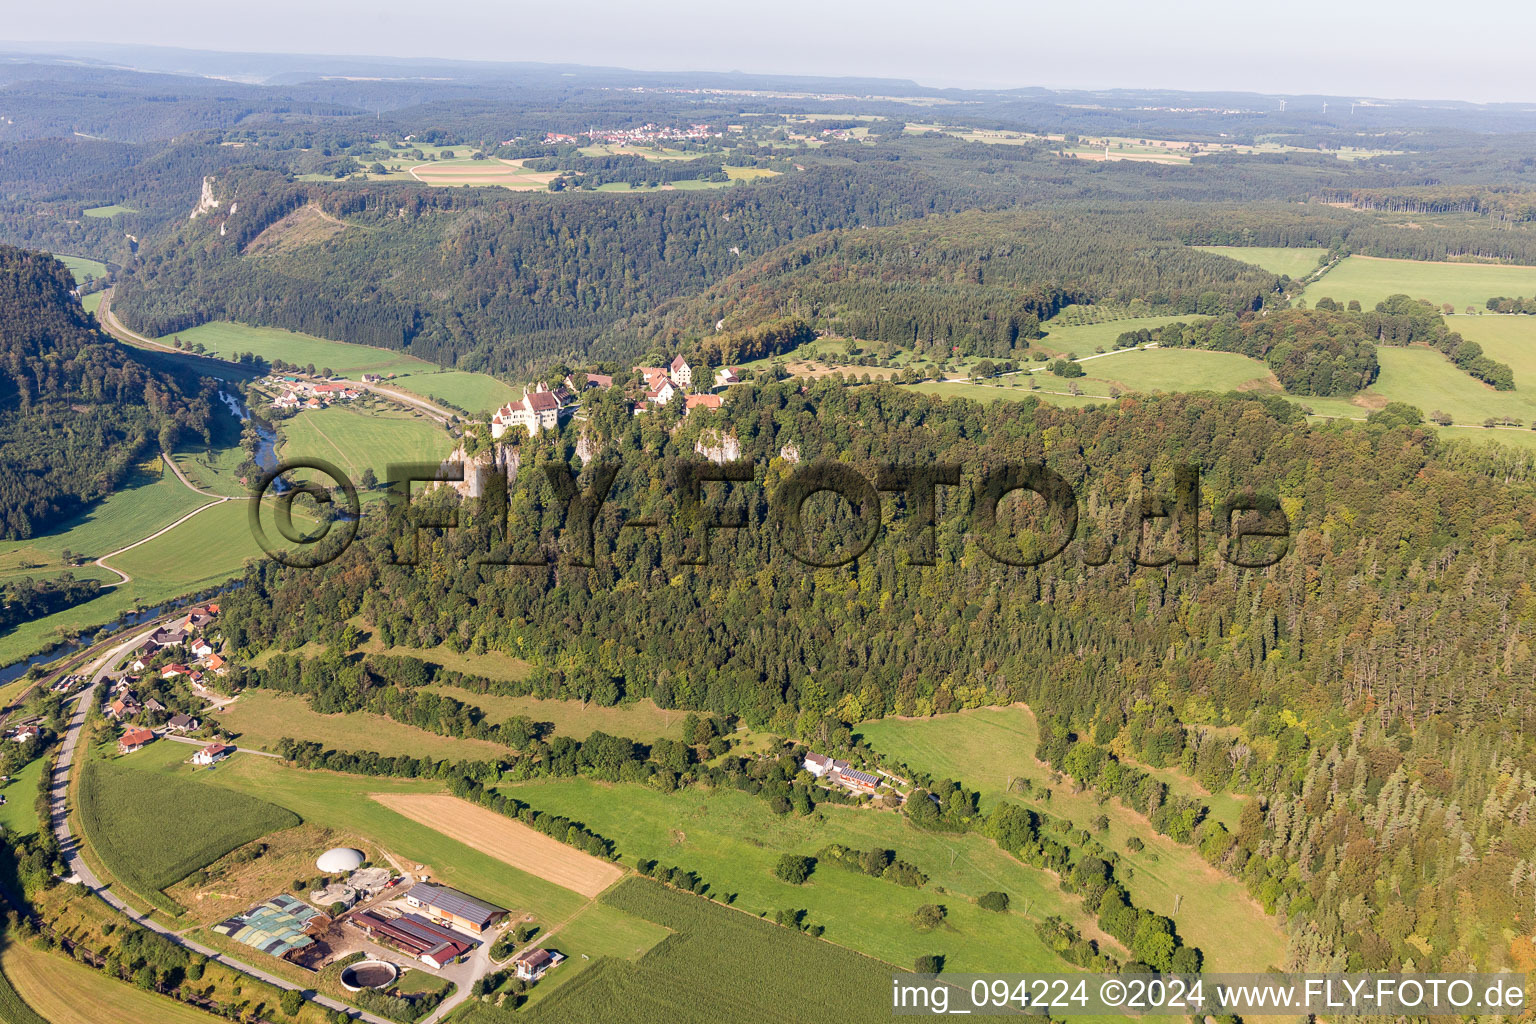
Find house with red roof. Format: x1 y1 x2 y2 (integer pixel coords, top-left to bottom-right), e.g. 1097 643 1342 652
119 728 155 754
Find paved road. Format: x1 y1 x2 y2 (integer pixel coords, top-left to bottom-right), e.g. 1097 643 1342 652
47 624 390 1024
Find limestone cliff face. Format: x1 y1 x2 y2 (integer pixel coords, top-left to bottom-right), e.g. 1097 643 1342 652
695 430 742 464
436 441 521 498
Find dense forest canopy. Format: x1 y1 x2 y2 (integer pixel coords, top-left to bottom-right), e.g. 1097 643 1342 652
220 382 1536 977
0 247 214 538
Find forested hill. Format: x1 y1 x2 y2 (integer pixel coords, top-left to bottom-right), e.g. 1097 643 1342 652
0 247 215 539
222 383 1536 976
608 208 1282 358
110 163 997 377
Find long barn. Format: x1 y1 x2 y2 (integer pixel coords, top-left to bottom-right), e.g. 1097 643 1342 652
404 882 509 934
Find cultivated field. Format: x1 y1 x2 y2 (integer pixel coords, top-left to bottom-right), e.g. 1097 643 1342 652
858 706 1284 973
0 939 215 1024
502 878 904 1024
405 158 557 189
1450 313 1536 381
1196 245 1329 279
105 741 591 922
371 792 625 897
1312 255 1536 311
78 750 300 911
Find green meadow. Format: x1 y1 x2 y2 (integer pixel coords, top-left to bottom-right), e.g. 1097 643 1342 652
858 707 1284 974
391 370 519 415
278 404 453 490
82 204 138 218
1310 255 1536 312
53 254 107 284
163 322 433 377
1196 245 1329 279
0 757 47 838
498 775 1113 974
1033 314 1208 357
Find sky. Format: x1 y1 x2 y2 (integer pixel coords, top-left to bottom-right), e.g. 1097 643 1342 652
5 0 1536 104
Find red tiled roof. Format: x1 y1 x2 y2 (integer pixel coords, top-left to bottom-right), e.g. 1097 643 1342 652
525 391 560 412
120 728 155 746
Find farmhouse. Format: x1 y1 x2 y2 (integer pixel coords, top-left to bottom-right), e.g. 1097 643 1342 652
405 883 508 934
513 947 566 981
7 725 39 743
351 911 472 969
802 751 847 777
715 366 742 387
192 742 230 765
802 751 881 793
118 728 155 754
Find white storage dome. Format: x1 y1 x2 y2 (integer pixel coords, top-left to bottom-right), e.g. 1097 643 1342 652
316 847 366 873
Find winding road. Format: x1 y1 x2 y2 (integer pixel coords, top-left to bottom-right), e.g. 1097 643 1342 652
46 623 391 1024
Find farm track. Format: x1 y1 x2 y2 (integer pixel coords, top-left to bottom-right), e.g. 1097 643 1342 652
93 453 229 588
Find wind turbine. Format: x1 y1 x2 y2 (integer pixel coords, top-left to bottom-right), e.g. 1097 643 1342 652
1322 101 1328 115
1279 99 1287 112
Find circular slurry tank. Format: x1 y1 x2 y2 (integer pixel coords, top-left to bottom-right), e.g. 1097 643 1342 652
340 960 398 992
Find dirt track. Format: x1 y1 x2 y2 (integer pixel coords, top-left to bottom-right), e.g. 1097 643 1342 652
370 793 624 898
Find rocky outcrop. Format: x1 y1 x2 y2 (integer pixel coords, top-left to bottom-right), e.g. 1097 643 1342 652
695 430 742 465
434 441 521 498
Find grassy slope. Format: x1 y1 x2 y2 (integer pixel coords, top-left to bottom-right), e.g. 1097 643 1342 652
857 707 1285 974
1195 245 1328 279
424 687 688 742
216 689 513 759
496 775 1109 974
1311 255 1536 312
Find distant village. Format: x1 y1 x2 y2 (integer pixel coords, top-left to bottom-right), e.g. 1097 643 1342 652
490 356 744 439
540 123 722 147
108 603 234 767
263 373 367 412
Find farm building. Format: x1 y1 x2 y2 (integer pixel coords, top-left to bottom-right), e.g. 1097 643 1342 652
513 947 566 981
351 911 472 969
213 894 325 960
836 767 880 793
118 728 155 754
405 883 508 934
317 847 366 873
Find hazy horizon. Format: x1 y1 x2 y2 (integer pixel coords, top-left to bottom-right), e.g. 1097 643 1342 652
5 0 1536 105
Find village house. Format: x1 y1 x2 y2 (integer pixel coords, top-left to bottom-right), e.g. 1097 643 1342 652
8 726 39 743
190 638 214 659
161 663 190 680
118 728 155 754
143 698 166 715
204 653 229 675
192 742 231 766
167 713 201 734
272 393 300 411
802 751 881 794
669 354 693 387
714 366 742 388
106 698 140 721
513 947 566 982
